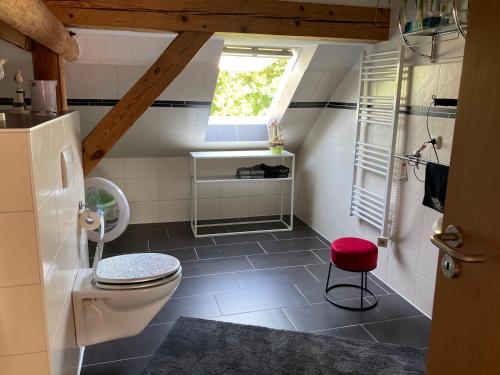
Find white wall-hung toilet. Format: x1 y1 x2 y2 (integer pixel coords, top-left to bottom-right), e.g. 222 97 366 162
73 177 182 347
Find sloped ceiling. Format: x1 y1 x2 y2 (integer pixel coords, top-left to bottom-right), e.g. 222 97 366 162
0 28 366 156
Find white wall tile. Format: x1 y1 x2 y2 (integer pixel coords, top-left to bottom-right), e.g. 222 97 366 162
295 59 461 316
437 62 462 99
415 276 435 317
387 255 418 303
0 212 39 287
89 158 124 179
407 64 441 106
158 177 190 201
114 108 160 157
129 201 159 224
159 200 189 222
124 178 159 202
66 64 117 99
197 183 219 198
389 232 421 271
114 65 148 97
158 157 191 178
220 197 249 218
219 181 250 197
418 239 440 283
248 195 279 216
249 181 282 196
197 198 220 220
124 158 158 178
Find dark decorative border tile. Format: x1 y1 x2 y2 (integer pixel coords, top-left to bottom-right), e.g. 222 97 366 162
0 98 456 118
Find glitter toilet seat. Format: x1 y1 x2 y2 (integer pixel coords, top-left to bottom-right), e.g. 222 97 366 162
94 253 181 290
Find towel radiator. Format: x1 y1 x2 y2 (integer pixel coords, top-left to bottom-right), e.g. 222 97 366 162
349 48 404 243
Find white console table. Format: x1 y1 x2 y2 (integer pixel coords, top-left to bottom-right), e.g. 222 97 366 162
190 150 295 237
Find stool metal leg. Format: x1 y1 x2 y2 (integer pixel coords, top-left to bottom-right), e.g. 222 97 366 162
325 262 378 311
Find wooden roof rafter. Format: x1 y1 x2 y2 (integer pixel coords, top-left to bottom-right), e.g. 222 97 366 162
45 0 391 42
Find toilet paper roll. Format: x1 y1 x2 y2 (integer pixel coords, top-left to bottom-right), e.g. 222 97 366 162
79 210 102 231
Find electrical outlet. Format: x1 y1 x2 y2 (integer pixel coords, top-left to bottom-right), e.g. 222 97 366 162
377 237 388 248
432 135 443 150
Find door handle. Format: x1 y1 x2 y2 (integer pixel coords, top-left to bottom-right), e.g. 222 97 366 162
431 225 485 263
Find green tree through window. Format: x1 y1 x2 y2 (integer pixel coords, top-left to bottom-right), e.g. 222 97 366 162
210 57 289 117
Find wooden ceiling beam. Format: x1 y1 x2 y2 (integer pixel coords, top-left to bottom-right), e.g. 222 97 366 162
81 31 213 175
45 0 390 42
0 0 79 61
0 20 33 52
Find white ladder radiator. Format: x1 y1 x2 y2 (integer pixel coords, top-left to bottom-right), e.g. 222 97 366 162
349 48 404 242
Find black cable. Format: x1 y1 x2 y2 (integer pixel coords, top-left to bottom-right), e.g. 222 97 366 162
427 97 440 164
407 158 425 183
413 165 425 182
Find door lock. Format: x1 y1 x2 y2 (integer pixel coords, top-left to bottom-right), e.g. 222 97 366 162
440 254 459 278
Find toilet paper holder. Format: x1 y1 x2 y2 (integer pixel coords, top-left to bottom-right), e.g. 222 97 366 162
79 201 106 269
79 202 105 239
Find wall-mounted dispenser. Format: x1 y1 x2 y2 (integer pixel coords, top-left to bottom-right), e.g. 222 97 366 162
30 80 58 116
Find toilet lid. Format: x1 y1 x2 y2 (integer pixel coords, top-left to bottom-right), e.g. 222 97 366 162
94 253 181 285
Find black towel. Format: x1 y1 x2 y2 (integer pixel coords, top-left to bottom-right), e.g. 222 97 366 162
422 162 449 213
260 164 290 178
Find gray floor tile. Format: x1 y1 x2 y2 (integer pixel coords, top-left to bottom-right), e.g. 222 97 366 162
227 222 287 232
156 247 197 262
212 309 296 331
363 316 431 348
198 218 237 225
238 215 280 222
105 231 152 253
285 215 307 227
306 263 359 282
166 227 193 236
173 273 240 298
248 250 322 269
313 325 376 342
83 216 431 368
235 266 317 289
215 284 308 315
213 232 276 245
325 276 389 300
259 237 327 253
272 227 321 240
197 226 229 235
127 221 186 231
296 275 388 305
149 233 214 251
294 280 325 304
369 275 396 293
81 356 151 375
318 236 331 247
312 248 330 263
283 302 385 332
373 293 422 320
181 256 254 277
83 323 173 365
151 294 221 324
195 242 264 259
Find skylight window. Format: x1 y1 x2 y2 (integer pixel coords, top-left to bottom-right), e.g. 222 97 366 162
209 47 295 124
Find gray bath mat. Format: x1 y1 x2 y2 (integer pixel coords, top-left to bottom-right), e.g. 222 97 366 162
142 317 425 375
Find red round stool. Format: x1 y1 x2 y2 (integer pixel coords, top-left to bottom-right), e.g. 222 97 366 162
325 237 378 311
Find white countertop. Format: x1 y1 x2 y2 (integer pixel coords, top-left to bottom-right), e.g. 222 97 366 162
190 150 294 159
